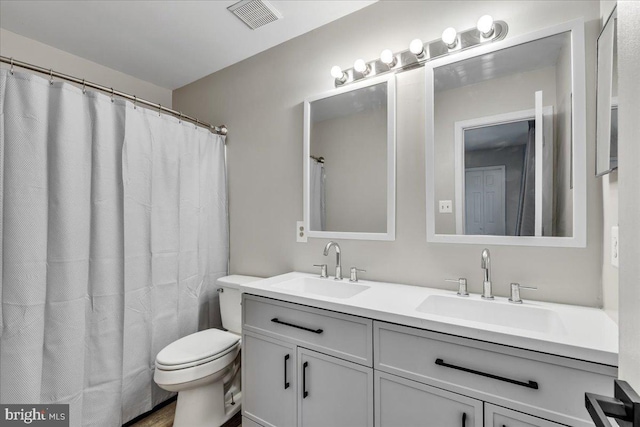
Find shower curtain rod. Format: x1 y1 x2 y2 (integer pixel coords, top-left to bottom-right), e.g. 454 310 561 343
1 56 228 136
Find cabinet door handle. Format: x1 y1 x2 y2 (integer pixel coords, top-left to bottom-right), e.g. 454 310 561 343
461 412 467 427
303 361 309 398
284 354 290 390
271 318 323 334
435 358 539 390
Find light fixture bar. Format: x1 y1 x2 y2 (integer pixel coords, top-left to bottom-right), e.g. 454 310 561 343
333 20 508 87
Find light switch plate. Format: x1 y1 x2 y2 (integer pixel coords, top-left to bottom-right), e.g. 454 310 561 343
296 221 307 243
439 200 453 214
611 226 619 268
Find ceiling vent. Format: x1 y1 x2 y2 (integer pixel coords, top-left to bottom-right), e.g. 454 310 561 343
228 0 283 30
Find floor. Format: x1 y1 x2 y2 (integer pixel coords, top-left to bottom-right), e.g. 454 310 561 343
129 401 242 427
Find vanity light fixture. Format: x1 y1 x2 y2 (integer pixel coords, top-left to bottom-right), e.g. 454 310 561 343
353 59 370 75
329 15 508 87
380 49 397 68
330 65 347 83
409 38 426 58
442 27 458 49
477 15 495 38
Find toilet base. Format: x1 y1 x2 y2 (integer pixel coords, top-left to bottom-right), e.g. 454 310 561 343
173 379 241 427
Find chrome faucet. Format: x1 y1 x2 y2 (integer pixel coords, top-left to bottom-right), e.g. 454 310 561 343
481 248 494 299
323 241 342 280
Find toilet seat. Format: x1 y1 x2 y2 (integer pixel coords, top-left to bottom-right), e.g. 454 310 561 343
156 329 240 371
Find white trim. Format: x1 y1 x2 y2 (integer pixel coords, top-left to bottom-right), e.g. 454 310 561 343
427 18 587 247
303 74 396 241
535 90 544 237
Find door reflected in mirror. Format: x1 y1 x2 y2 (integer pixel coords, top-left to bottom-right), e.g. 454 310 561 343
303 75 396 241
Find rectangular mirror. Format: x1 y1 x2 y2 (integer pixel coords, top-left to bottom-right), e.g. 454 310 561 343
596 6 618 176
426 20 586 247
303 75 396 241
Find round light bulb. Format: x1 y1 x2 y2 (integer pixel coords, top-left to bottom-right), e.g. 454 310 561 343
330 65 344 79
409 39 424 56
354 59 368 73
442 27 458 48
477 15 495 37
380 49 395 65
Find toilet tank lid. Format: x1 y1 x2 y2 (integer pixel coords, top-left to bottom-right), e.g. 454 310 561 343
216 274 263 290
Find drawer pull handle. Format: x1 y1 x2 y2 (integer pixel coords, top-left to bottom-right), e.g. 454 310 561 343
435 358 539 390
303 361 309 399
284 354 290 390
462 412 466 427
271 318 323 334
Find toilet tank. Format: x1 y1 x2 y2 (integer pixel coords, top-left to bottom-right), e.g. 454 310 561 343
217 275 262 335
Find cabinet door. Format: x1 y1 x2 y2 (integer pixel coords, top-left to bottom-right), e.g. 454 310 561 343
375 371 482 427
298 348 373 427
243 331 296 427
485 403 566 427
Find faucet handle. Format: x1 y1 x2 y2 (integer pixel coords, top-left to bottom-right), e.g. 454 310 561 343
509 283 537 304
445 278 469 297
313 264 328 278
349 267 366 282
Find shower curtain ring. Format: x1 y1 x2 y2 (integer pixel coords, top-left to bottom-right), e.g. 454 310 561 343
133 95 137 109
195 118 199 129
178 112 183 124
49 69 54 85
82 79 86 94
9 57 14 75
110 88 115 103
158 104 162 117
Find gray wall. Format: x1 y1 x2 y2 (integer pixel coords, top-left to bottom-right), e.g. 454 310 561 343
618 0 640 390
554 37 574 237
433 66 557 234
312 108 387 232
0 29 172 106
173 1 604 307
599 0 619 324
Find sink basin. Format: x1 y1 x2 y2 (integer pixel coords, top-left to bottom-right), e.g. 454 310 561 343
416 294 566 335
272 277 370 299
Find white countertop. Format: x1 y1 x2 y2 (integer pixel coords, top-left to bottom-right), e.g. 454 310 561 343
241 272 618 367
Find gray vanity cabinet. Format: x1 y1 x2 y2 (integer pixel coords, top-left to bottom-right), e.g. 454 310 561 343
484 404 565 427
298 348 373 427
375 371 482 427
242 294 374 427
243 331 297 427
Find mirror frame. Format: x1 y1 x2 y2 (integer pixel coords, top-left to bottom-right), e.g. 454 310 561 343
595 6 618 177
303 74 396 241
425 19 587 247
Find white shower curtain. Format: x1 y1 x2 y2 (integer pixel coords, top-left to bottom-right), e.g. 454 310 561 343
0 69 229 426
309 159 325 231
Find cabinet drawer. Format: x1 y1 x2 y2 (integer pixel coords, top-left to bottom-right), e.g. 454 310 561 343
485 403 566 427
374 321 616 426
243 294 373 366
375 371 482 427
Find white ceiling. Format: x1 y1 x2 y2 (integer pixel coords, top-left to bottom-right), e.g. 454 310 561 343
311 81 387 123
464 120 530 151
0 0 377 90
435 31 570 92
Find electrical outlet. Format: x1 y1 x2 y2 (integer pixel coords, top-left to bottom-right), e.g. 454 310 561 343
439 200 453 214
296 221 307 243
611 226 619 268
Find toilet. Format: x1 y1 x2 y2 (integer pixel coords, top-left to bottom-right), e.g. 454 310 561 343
154 275 262 427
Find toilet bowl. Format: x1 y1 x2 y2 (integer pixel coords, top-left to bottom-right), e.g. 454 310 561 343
153 275 262 427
